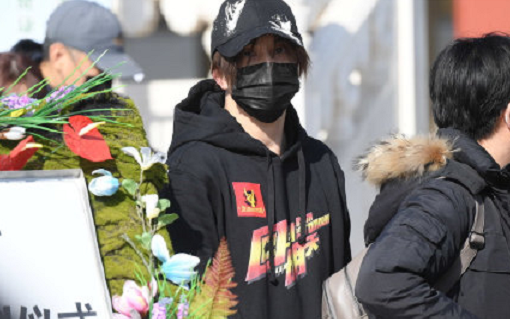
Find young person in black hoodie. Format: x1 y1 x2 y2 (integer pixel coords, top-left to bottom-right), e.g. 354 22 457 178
164 0 351 318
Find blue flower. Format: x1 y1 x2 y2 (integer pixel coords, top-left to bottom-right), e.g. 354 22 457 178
161 254 200 285
88 169 120 196
151 234 171 263
151 234 199 285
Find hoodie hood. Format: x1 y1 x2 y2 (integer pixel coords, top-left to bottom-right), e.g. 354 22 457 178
169 79 307 159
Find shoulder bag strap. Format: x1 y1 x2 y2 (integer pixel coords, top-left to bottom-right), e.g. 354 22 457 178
433 195 484 293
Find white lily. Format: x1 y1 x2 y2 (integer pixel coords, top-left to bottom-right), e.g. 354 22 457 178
121 146 166 171
142 194 161 220
0 126 26 140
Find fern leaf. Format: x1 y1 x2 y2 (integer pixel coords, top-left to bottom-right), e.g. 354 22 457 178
189 237 238 318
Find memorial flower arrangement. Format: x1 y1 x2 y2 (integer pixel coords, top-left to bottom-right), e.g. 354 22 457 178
93 146 239 319
0 61 238 318
0 63 121 169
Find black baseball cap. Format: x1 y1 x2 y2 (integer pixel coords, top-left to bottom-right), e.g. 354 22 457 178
211 0 304 58
45 0 144 82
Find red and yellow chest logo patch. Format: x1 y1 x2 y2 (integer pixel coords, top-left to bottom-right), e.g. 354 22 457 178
232 182 266 218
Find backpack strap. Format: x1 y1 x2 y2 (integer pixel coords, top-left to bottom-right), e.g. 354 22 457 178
469 195 485 250
432 195 484 293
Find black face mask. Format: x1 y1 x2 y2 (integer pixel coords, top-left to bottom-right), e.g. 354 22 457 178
232 62 300 123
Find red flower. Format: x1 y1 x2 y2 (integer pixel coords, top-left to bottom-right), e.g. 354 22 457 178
63 115 113 162
0 135 41 171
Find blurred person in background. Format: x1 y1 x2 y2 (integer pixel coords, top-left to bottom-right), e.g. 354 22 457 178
356 33 510 319
12 0 144 92
0 52 44 98
163 0 351 318
10 39 44 65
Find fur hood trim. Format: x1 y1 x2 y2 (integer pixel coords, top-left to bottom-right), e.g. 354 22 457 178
355 135 455 186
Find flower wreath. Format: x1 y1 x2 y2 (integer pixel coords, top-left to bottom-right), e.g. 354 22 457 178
0 57 238 318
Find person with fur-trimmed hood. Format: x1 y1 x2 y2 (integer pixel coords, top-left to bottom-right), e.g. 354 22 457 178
355 33 510 319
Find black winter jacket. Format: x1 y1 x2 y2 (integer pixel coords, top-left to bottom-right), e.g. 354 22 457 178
355 128 510 319
163 80 351 319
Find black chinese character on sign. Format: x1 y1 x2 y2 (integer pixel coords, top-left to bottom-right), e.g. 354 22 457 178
57 303 96 319
0 306 11 319
22 305 51 319
0 305 51 319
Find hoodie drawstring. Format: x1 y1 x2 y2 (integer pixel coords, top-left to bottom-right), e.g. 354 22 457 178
297 147 308 245
265 150 278 286
265 146 308 286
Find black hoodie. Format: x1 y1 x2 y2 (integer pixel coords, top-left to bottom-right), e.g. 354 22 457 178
164 80 351 319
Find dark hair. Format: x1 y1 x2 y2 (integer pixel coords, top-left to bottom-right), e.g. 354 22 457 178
11 39 44 64
212 35 310 87
430 33 510 140
0 52 44 98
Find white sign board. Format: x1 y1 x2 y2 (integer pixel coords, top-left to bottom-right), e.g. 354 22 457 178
0 169 113 319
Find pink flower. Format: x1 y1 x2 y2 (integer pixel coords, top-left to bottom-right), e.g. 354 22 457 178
112 281 152 318
177 300 189 319
47 85 76 101
1 94 37 110
152 297 172 319
151 303 166 319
